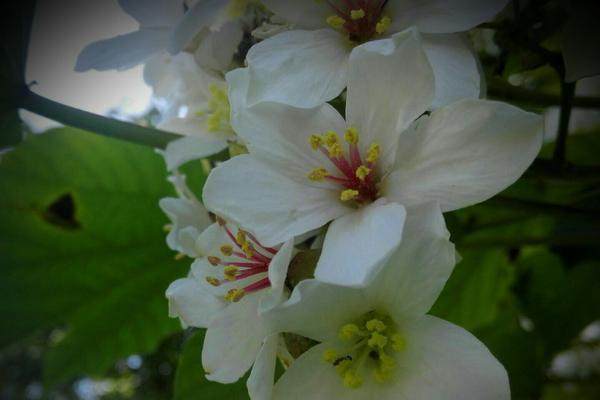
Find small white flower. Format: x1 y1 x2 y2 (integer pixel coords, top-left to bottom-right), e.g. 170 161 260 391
166 217 295 397
244 0 509 108
265 203 509 399
203 28 543 287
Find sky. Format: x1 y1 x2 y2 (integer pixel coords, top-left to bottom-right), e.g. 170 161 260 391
23 0 152 131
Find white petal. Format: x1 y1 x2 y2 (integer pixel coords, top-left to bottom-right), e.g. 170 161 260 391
165 277 225 328
203 293 267 383
161 124 229 170
194 20 244 71
365 202 455 320
388 0 509 34
247 334 279 400
75 29 169 71
159 197 211 255
422 33 482 108
225 79 347 180
384 99 543 211
273 343 369 400
246 29 350 108
315 199 406 287
259 239 295 314
385 315 510 400
118 0 182 27
203 155 349 246
262 0 331 29
346 28 434 170
168 0 228 54
265 279 369 343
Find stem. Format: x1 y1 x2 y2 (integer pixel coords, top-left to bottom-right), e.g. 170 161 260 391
487 79 600 109
17 87 179 149
553 81 576 164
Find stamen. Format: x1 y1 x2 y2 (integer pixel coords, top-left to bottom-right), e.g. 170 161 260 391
220 245 233 256
309 134 323 150
328 143 343 158
326 15 346 29
340 189 359 201
343 369 363 388
375 16 391 34
224 288 245 302
391 334 406 352
339 324 364 341
308 167 329 181
355 165 371 181
350 9 365 20
367 332 388 349
366 143 380 163
324 130 341 147
344 127 359 145
224 265 238 281
208 256 221 266
366 319 386 332
205 276 221 287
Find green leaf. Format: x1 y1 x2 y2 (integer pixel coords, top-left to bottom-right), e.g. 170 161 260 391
430 249 515 331
174 330 249 400
0 128 201 386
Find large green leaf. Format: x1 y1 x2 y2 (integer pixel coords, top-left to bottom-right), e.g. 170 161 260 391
174 330 249 400
430 249 515 331
0 128 201 386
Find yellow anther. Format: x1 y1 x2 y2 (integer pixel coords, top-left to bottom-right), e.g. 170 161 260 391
343 370 363 389
220 245 233 256
340 189 359 201
328 143 343 158
344 127 359 145
207 256 221 266
224 265 238 281
324 131 340 146
374 352 395 382
366 143 380 163
163 223 173 232
241 241 254 258
205 276 221 287
174 252 186 260
309 134 323 150
350 9 365 20
326 15 345 30
355 165 371 181
392 334 406 352
224 288 245 302
368 332 388 349
365 319 386 332
339 323 363 341
376 16 392 34
308 167 329 181
322 349 338 363
236 230 247 245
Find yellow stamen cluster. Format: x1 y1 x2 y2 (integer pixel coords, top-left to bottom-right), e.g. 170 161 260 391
366 143 380 163
204 84 231 133
326 15 345 30
340 189 359 201
308 167 329 181
225 288 245 302
350 9 365 20
323 314 407 389
375 16 391 34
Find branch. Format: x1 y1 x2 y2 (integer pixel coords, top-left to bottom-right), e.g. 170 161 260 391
17 86 179 149
553 81 577 164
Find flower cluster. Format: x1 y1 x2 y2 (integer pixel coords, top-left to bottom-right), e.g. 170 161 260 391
79 1 544 398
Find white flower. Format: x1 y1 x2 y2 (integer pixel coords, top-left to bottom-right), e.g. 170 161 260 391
166 217 295 398
265 203 510 399
159 172 212 257
203 28 543 287
244 0 509 108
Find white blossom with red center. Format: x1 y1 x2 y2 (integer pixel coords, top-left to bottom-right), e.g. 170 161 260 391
244 0 509 108
166 218 295 393
205 28 542 288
